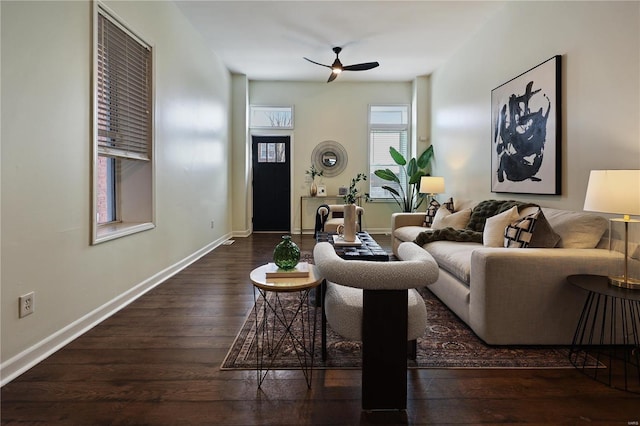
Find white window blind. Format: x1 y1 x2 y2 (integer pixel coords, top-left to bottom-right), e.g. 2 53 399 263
368 105 410 199
97 10 152 161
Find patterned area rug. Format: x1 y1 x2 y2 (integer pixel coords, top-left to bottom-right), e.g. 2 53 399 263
222 285 592 370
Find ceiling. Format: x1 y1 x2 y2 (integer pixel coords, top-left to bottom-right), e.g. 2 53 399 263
174 1 506 82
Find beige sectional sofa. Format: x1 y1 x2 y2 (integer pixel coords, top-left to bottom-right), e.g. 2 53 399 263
391 200 615 345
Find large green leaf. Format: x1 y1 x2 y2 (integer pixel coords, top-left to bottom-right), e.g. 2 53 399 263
408 170 426 185
389 147 407 166
374 169 400 183
417 145 434 169
381 185 401 197
407 158 417 177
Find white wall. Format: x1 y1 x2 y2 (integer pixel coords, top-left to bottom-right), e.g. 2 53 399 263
1 0 231 383
431 1 640 210
247 81 416 233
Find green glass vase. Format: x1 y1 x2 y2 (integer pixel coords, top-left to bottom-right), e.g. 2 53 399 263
273 235 300 270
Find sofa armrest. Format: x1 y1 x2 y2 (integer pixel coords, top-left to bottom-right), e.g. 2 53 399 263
391 212 426 231
468 248 617 344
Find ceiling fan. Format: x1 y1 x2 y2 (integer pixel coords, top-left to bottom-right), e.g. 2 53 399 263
304 47 380 83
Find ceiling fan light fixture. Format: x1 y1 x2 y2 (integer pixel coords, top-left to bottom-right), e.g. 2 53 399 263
304 46 379 82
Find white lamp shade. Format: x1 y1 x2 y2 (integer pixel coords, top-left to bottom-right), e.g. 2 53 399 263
584 170 640 216
419 176 445 194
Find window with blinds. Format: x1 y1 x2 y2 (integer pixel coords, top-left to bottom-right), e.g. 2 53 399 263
368 105 410 199
93 5 155 243
97 9 152 161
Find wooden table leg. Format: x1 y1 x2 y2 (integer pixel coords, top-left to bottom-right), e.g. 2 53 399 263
362 289 408 410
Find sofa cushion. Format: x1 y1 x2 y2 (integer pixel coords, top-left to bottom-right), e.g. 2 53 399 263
394 226 430 243
431 207 472 230
483 206 519 247
520 207 561 248
542 208 608 248
423 241 478 284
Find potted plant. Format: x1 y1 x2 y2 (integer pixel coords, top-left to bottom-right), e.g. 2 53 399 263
373 146 434 212
305 164 323 196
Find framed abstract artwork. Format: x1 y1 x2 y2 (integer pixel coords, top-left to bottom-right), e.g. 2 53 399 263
491 55 561 195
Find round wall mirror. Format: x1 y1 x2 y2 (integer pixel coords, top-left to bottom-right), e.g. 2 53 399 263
312 140 347 177
322 152 337 167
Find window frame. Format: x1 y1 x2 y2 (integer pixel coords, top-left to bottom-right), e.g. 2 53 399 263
249 105 294 129
367 104 411 201
91 2 155 244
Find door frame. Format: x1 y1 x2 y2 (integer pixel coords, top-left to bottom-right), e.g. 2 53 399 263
249 131 295 233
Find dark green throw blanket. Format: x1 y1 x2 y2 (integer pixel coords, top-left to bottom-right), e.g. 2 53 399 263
414 199 537 247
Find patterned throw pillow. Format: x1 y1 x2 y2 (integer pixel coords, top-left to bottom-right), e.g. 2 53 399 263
504 209 541 248
423 197 455 227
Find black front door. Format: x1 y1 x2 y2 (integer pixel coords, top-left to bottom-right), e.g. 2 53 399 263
252 136 291 232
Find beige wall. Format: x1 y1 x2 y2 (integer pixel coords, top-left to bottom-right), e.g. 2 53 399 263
246 81 420 233
431 1 640 210
1 1 231 382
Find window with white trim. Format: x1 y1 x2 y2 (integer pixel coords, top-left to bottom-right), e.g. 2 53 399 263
249 106 294 129
92 4 154 244
368 105 410 200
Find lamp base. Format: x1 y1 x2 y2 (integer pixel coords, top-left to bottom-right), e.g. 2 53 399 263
609 275 640 290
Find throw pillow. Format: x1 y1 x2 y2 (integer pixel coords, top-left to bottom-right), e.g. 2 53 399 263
504 209 540 248
423 199 441 227
513 206 561 248
431 207 472 230
529 210 561 248
423 197 455 227
483 206 520 247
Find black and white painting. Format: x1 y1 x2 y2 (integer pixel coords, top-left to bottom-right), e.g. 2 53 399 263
491 55 561 194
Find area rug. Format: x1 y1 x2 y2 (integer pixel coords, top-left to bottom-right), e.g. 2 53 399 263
222 286 597 370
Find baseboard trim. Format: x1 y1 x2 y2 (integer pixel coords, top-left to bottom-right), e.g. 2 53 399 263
0 233 232 387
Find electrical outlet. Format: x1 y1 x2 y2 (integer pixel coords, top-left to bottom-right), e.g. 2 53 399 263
211 220 215 229
19 292 35 318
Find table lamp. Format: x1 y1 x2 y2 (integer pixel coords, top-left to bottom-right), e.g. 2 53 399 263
583 170 640 289
419 176 445 205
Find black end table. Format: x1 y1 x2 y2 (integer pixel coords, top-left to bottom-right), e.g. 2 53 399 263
567 274 640 393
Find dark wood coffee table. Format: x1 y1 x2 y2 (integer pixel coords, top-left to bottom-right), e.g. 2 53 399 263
315 231 389 261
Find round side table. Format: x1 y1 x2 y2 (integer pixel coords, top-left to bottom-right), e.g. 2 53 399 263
567 274 640 393
249 263 323 389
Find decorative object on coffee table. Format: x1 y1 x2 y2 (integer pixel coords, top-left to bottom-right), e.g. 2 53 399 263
583 169 640 289
340 173 367 242
273 235 300 270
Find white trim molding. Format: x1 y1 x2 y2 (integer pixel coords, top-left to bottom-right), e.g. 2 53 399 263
0 233 232 386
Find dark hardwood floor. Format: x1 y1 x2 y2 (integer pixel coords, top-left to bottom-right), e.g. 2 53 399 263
2 233 639 425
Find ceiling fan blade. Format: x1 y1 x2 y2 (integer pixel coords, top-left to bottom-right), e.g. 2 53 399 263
342 62 380 72
304 57 331 69
327 72 339 83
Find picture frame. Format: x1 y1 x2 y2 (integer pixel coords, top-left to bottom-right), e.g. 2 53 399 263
317 185 327 197
491 55 561 195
